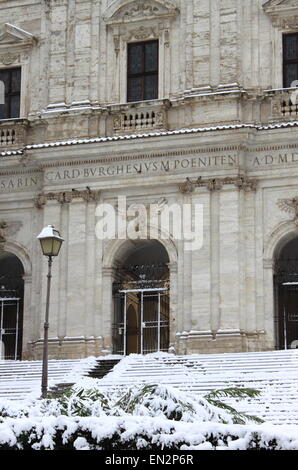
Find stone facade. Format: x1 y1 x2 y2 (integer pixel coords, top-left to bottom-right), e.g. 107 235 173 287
0 0 298 359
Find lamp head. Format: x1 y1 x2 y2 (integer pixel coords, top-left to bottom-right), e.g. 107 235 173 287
37 225 64 257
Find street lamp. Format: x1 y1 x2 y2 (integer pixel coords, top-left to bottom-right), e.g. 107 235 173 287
37 225 64 398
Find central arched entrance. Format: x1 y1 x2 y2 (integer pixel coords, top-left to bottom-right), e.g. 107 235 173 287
274 236 298 349
112 240 170 355
0 252 24 360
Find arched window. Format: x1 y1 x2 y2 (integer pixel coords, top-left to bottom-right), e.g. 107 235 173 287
112 240 170 355
0 252 24 359
274 237 298 349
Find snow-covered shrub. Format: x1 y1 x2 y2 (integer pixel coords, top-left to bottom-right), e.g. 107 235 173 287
1 383 263 425
0 416 297 450
1 383 283 450
113 384 264 425
204 388 264 425
46 387 112 417
0 400 30 419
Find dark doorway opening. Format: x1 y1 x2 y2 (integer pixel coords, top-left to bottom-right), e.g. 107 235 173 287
0 252 24 359
112 241 170 355
274 237 298 349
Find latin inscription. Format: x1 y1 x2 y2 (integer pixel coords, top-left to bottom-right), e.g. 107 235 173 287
0 151 297 193
251 152 298 166
45 154 238 182
0 175 41 192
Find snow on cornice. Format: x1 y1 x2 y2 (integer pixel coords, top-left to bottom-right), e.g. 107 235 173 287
0 121 298 157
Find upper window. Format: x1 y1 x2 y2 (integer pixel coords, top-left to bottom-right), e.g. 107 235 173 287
0 68 21 120
127 40 158 102
283 33 298 88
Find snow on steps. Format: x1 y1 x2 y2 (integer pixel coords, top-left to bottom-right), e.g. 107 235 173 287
0 350 298 425
95 349 298 425
0 357 99 401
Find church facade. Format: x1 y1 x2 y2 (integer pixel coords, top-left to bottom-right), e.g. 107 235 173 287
0 0 298 360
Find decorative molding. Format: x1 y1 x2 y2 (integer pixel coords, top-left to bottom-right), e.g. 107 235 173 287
270 15 298 29
0 52 20 66
179 176 257 194
104 0 179 25
179 178 198 194
112 22 167 54
35 188 101 208
44 0 69 7
122 25 159 42
0 220 23 246
234 176 258 192
263 0 298 29
277 196 298 226
0 23 37 48
263 0 298 13
0 221 8 243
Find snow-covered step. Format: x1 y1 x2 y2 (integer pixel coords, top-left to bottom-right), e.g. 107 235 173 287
1 350 298 425
0 357 98 401
93 350 298 425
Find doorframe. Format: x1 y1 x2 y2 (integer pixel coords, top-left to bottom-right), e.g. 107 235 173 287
119 286 169 355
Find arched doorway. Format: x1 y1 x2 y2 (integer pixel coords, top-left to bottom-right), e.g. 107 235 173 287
0 252 24 359
274 236 298 349
112 240 170 355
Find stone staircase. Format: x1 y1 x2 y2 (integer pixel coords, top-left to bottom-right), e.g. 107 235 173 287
50 358 121 396
0 357 119 401
0 350 297 425
95 349 298 425
87 359 121 379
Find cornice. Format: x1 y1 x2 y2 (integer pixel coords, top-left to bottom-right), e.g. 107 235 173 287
1 121 298 158
263 0 298 29
36 144 241 170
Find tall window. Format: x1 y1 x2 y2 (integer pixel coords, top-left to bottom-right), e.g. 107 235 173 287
283 33 298 88
0 68 21 120
127 40 158 102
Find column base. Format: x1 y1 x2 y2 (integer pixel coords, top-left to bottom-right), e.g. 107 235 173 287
174 329 275 355
25 336 107 360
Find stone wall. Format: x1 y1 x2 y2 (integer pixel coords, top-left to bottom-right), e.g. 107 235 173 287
0 0 296 144
0 0 297 358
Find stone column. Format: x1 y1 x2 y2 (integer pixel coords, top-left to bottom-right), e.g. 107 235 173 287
94 223 104 353
21 274 32 358
65 198 87 340
218 187 240 331
57 202 69 340
182 193 192 333
242 189 257 335
263 259 275 349
209 188 220 334
40 200 62 341
101 266 116 354
191 190 213 332
168 261 178 351
84 201 97 340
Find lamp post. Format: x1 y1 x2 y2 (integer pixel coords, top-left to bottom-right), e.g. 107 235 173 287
37 225 64 399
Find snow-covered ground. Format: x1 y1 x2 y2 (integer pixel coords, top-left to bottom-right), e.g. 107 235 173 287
0 379 297 450
0 350 298 449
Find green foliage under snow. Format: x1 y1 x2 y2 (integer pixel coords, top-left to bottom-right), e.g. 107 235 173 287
2 383 297 450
